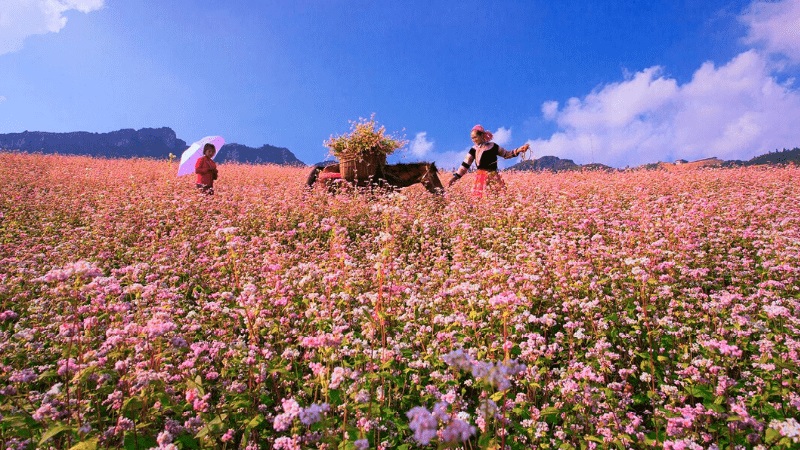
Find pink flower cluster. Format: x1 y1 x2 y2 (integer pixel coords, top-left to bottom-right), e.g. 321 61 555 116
442 348 526 390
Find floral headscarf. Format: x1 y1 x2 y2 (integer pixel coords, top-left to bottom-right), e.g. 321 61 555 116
471 124 493 142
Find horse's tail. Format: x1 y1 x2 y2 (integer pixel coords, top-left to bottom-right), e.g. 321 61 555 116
305 165 325 189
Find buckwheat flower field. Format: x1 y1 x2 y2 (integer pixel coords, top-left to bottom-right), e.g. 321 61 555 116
1 152 799 450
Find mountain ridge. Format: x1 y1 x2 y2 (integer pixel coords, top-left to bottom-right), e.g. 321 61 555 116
0 127 305 166
508 148 800 172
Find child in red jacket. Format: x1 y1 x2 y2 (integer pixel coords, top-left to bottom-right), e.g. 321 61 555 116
195 144 218 195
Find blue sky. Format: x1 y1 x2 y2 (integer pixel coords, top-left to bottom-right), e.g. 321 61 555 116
1 0 799 168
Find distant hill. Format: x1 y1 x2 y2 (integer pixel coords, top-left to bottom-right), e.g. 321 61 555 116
509 156 589 172
723 147 800 167
0 127 305 166
509 148 799 172
220 143 304 166
648 157 724 171
581 162 615 171
0 128 186 159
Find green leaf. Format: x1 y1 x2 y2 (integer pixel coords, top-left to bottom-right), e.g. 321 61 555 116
38 369 58 382
684 384 713 400
71 365 98 383
155 392 174 410
40 423 72 445
338 440 357 450
490 391 506 402
540 406 561 419
123 433 156 450
186 376 205 395
511 406 530 419
69 437 99 450
208 413 228 427
195 426 210 440
1 414 36 435
195 413 228 439
245 414 265 431
121 396 144 419
329 389 343 404
478 434 495 448
765 427 781 444
175 434 200 449
228 396 252 410
585 436 604 444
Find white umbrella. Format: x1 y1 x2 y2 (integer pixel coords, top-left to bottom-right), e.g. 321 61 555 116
177 136 225 176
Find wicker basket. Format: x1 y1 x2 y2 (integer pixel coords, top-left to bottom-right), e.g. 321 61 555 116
339 152 386 181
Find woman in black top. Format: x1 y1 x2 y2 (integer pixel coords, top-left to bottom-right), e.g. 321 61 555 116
448 125 529 197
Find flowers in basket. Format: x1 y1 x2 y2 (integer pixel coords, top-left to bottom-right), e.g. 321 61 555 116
324 114 407 162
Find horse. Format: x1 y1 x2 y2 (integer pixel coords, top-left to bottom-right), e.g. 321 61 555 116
306 162 444 195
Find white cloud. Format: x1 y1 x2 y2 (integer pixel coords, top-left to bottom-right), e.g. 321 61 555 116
429 150 468 172
524 0 800 168
542 101 559 120
532 50 800 167
0 0 104 55
492 127 512 146
741 0 800 63
0 96 6 103
409 131 434 158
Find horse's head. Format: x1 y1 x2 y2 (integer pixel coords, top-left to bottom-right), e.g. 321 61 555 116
421 162 444 195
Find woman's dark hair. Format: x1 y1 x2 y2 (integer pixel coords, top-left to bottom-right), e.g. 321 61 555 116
203 143 216 152
473 130 483 135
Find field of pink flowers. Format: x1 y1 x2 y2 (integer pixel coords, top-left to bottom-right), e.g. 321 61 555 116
0 152 798 450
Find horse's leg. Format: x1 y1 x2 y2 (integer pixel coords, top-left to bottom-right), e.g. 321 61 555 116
324 178 336 194
306 166 324 189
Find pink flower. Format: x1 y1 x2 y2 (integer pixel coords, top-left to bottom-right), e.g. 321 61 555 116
37 261 102 282
0 310 18 322
221 429 235 442
9 368 36 383
330 366 350 389
56 358 79 377
273 413 293 432
439 419 476 443
273 436 301 450
299 403 328 426
407 407 437 445
185 388 198 403
156 431 173 446
769 418 800 443
488 290 521 308
281 398 301 417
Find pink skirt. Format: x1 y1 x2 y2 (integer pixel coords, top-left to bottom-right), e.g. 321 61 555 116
471 170 505 198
